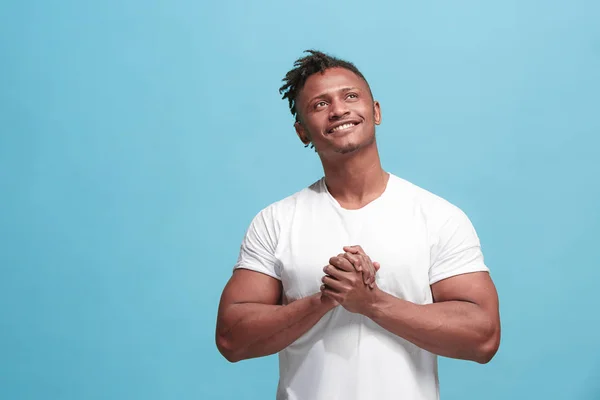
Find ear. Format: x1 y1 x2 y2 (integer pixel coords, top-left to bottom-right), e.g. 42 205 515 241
373 101 382 125
295 121 311 146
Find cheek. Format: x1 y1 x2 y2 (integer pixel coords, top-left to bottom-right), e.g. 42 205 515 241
306 118 327 137
363 104 376 119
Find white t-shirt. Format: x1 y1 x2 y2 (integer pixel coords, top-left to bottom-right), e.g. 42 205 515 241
233 174 489 400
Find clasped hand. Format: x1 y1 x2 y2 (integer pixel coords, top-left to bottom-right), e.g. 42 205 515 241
320 245 380 314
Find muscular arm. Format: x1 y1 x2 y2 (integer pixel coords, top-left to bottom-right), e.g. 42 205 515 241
216 269 336 363
364 272 500 364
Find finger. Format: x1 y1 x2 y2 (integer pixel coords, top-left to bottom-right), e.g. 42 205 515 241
321 286 343 303
323 264 350 280
322 275 345 291
359 263 374 285
368 264 377 288
343 245 365 255
363 271 372 285
364 256 375 285
341 252 362 271
343 246 360 254
344 253 372 286
371 262 380 286
352 254 373 285
364 256 377 285
329 255 355 272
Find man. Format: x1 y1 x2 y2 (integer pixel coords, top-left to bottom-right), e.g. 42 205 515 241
216 50 501 400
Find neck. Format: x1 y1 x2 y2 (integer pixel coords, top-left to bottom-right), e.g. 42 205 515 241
320 143 389 209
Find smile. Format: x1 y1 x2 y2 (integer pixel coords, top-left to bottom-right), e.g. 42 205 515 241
328 121 360 134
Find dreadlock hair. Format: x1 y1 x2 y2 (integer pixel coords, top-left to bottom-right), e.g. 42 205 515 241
279 49 372 127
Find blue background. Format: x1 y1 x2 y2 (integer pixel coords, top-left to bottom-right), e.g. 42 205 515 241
1 1 599 399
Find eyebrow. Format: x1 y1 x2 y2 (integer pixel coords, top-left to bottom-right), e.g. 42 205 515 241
306 86 360 106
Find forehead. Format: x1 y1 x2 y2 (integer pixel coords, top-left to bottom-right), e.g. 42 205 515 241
299 67 367 101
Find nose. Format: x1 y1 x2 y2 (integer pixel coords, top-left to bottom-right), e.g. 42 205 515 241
329 98 349 120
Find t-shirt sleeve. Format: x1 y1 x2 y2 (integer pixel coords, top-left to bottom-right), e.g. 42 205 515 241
233 207 281 280
429 206 489 285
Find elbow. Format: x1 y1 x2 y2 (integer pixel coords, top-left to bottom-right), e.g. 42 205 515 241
475 326 501 364
475 342 498 364
216 334 244 363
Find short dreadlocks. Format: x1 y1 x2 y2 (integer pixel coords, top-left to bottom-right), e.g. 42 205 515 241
279 50 372 123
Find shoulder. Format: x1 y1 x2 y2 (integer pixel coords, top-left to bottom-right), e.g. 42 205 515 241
393 175 482 251
251 177 326 226
387 174 469 225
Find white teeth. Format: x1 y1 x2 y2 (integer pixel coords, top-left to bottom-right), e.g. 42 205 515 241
331 123 356 132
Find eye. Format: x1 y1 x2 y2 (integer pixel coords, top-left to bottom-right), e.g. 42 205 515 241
346 93 358 100
314 101 328 109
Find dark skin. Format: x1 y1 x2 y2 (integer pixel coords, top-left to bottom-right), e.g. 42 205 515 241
216 67 500 364
323 246 500 363
294 67 386 297
294 68 382 171
215 68 382 363
323 246 381 308
295 68 500 363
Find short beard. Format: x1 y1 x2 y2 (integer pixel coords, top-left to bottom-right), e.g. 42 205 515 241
334 132 376 154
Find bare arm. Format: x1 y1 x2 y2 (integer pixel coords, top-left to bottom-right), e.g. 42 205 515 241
364 272 501 363
216 269 336 363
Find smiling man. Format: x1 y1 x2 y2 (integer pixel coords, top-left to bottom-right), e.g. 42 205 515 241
216 50 501 400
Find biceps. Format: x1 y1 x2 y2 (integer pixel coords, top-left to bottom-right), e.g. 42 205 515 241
431 272 499 312
219 269 282 308
216 269 283 346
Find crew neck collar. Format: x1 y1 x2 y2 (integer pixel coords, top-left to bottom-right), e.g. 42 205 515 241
322 173 393 212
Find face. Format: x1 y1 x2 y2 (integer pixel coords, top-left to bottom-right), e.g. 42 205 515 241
294 67 381 156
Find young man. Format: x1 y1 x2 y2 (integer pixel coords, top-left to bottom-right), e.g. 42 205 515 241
216 50 501 400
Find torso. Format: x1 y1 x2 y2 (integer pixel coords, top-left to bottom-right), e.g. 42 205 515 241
272 175 440 400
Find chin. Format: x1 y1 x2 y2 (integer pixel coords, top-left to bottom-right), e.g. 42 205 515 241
334 143 362 155
337 135 376 154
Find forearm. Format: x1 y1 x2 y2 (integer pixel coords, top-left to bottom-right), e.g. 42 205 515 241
217 293 333 362
240 299 333 360
366 289 498 363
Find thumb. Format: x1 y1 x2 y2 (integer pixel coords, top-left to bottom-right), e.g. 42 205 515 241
373 262 381 272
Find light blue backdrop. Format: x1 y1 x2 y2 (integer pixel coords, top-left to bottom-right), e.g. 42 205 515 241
1 1 599 399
